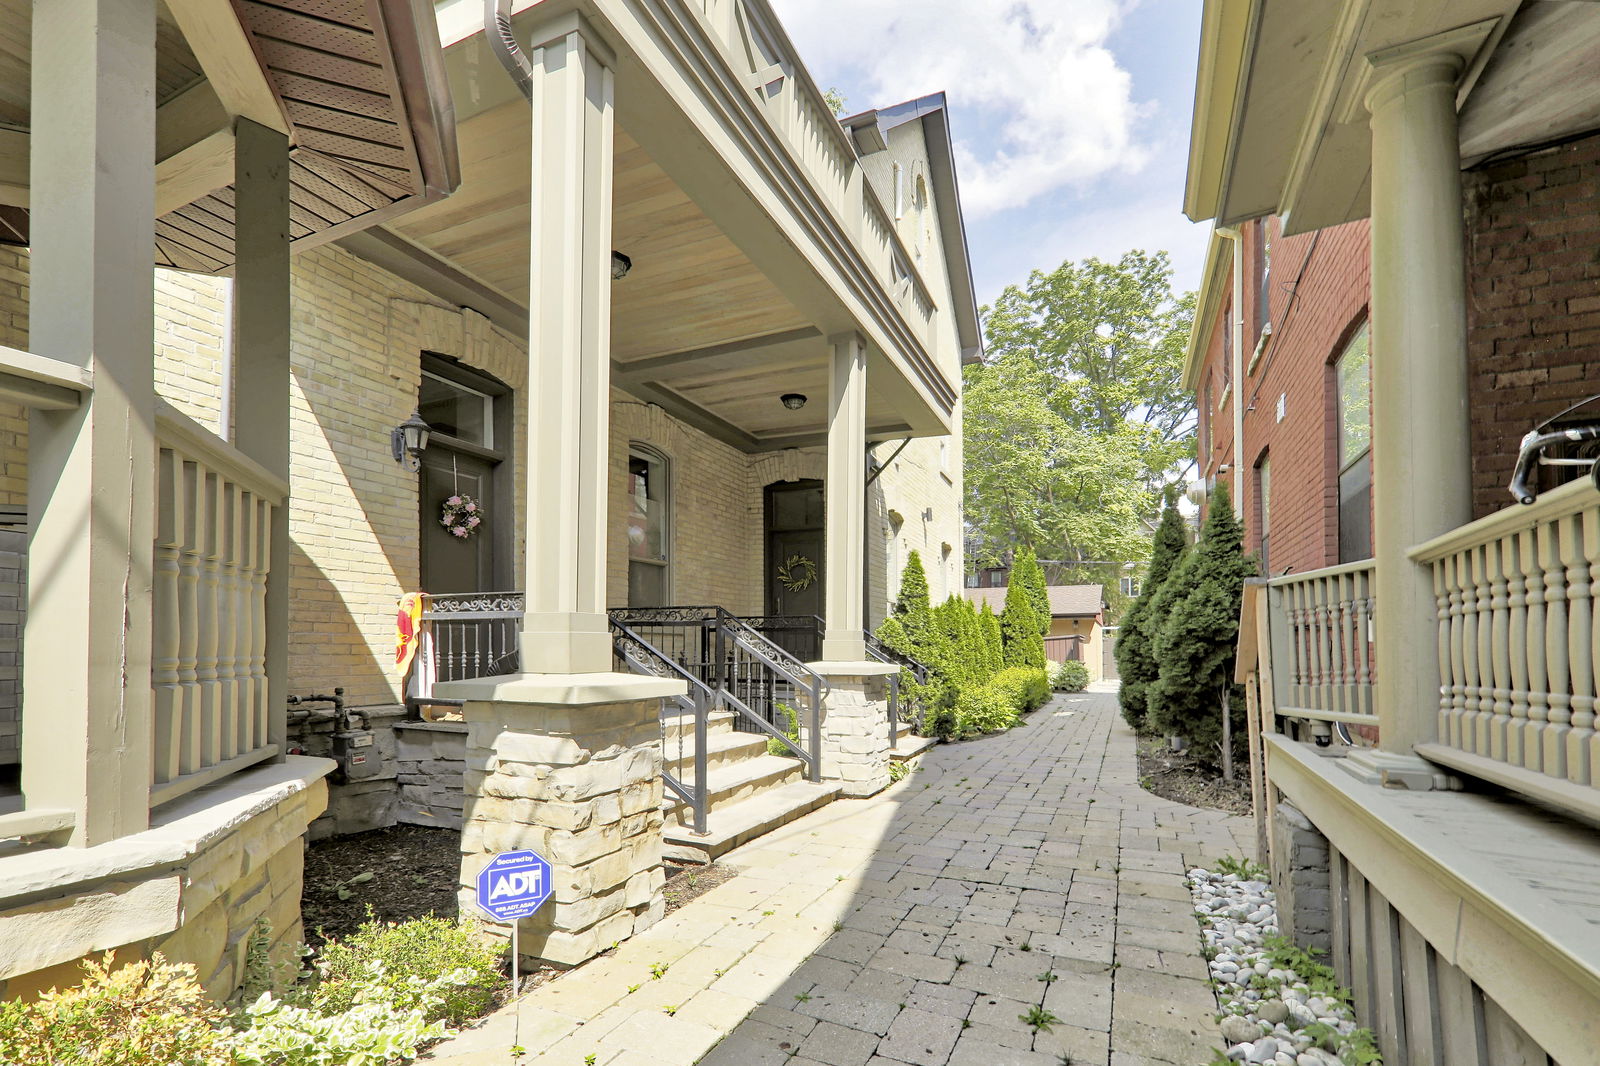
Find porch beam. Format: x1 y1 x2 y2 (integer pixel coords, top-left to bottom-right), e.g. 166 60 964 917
0 345 94 411
163 0 290 136
821 333 868 662
23 0 158 846
611 327 823 385
520 13 619 673
621 381 760 452
231 118 291 764
1364 34 1474 764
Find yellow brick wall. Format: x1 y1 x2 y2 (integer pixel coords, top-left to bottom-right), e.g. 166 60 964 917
0 247 26 505
153 268 230 434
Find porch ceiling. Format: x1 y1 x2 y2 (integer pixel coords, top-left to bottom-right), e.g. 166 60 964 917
0 0 457 269
384 101 913 453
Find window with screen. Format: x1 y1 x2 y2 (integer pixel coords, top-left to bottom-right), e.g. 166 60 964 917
627 446 670 606
1335 324 1372 563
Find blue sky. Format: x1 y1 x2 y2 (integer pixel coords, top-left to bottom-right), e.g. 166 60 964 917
768 0 1210 309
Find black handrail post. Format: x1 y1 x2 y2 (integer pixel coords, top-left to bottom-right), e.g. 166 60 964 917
692 684 709 835
887 672 899 749
807 675 822 783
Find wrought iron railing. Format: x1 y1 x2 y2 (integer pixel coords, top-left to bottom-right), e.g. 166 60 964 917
607 607 824 778
406 591 524 716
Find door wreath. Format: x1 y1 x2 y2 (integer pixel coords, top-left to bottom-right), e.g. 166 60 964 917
441 494 484 539
778 554 817 592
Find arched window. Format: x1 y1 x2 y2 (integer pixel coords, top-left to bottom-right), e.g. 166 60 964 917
627 445 671 606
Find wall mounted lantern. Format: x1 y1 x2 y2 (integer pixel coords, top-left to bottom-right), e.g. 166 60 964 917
391 410 432 472
780 393 808 410
611 251 632 280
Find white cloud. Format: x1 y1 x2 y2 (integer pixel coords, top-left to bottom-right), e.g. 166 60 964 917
768 0 1149 217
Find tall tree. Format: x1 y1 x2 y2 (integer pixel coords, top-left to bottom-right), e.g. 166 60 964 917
965 251 1195 571
1116 495 1188 731
1013 547 1052 638
1147 484 1256 776
1000 579 1045 669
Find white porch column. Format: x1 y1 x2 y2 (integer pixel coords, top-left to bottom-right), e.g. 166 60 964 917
232 118 291 762
22 0 158 844
520 14 617 674
1363 37 1474 770
822 333 868 662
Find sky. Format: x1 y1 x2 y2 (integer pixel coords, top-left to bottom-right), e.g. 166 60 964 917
766 0 1211 309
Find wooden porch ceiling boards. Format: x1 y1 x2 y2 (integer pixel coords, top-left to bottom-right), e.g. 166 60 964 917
0 0 456 268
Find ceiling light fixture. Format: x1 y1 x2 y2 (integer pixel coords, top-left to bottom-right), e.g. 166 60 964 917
780 393 808 410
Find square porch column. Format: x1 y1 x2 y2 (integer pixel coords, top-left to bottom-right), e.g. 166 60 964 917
435 12 684 969
22 0 158 845
1355 27 1489 788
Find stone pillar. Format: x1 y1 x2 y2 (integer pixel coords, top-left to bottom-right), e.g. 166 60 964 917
822 333 868 662
1360 29 1483 777
23 0 157 845
232 118 292 764
520 13 618 674
439 674 683 967
810 662 897 798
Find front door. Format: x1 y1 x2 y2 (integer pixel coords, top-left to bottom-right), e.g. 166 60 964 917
420 445 496 594
765 480 824 618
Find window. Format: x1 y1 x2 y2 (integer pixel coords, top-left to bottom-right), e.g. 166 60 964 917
1202 377 1214 456
1255 453 1271 574
420 370 494 448
1258 218 1273 332
627 446 670 606
1335 324 1372 562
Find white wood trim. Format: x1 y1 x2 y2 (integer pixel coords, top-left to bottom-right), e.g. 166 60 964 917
0 808 76 840
155 400 289 503
163 0 291 136
148 744 279 809
0 129 27 207
1411 478 1594 563
0 346 94 410
155 129 236 218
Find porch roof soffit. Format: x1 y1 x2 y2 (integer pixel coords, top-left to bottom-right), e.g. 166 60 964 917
0 0 459 271
1184 0 1523 237
428 0 958 435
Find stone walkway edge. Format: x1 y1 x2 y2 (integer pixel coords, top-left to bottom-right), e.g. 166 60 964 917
423 684 1253 1066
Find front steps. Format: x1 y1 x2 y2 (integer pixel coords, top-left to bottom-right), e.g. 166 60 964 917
890 721 934 764
659 709 839 862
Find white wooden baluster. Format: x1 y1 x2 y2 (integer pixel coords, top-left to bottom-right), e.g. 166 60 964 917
1356 571 1373 719
1504 532 1529 766
177 460 203 775
1540 520 1570 779
197 469 223 768
1521 527 1547 771
1445 551 1467 742
252 498 272 748
1318 576 1335 714
1440 557 1465 739
236 490 257 753
1561 510 1593 785
1461 546 1482 753
152 448 183 785
1334 573 1351 719
1588 506 1600 785
1487 538 1512 761
1475 542 1497 753
217 482 240 760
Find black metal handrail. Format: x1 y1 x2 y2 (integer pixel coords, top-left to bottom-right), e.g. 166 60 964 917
405 591 524 717
864 628 930 683
610 615 710 836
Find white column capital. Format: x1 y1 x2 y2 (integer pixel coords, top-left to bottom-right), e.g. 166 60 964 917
524 9 617 67
1357 19 1497 117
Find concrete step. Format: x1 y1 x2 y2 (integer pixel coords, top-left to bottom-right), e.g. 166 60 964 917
890 733 936 762
660 709 735 744
663 779 842 861
662 729 770 778
661 754 805 817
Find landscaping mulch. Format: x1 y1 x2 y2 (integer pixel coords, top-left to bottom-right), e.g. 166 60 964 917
662 859 737 913
301 824 462 947
1136 735 1252 816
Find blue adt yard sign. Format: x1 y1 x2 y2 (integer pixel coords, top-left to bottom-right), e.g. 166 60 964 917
475 850 553 923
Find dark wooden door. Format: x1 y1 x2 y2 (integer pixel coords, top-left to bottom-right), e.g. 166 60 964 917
420 445 496 594
765 480 824 617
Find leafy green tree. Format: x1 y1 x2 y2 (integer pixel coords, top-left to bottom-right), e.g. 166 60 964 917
1148 483 1256 777
1001 580 1045 669
965 251 1195 573
1013 547 1052 638
1116 495 1188 731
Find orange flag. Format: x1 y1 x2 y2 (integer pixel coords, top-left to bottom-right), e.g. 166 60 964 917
395 593 424 677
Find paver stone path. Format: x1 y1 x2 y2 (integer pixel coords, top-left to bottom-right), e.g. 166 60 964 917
425 684 1253 1066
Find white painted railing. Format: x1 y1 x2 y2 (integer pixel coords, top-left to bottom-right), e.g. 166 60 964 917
1265 560 1378 727
150 404 286 806
1411 479 1600 789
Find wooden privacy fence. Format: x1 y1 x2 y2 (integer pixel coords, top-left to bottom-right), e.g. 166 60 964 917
151 404 286 807
1411 478 1600 793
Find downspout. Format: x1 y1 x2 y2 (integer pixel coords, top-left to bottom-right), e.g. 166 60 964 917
1217 226 1245 514
485 0 535 100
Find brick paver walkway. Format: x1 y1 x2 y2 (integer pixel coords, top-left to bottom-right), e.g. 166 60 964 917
426 684 1252 1066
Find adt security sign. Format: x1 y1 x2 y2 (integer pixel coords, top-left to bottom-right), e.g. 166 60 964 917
475 850 553 923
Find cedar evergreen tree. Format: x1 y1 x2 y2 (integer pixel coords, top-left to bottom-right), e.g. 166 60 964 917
1147 483 1256 778
978 602 1004 678
890 549 932 656
1116 494 1188 730
1014 547 1052 638
1001 578 1045 669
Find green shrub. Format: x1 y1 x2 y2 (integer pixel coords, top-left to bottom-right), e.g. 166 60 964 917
0 952 235 1066
766 701 801 758
312 914 504 1028
926 700 960 743
1052 660 1090 692
230 989 451 1066
955 685 1018 736
990 667 1050 713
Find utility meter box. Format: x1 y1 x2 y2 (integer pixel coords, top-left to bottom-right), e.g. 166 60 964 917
332 728 379 782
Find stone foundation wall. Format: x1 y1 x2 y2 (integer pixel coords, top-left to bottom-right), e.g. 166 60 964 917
0 758 330 1002
1270 802 1332 956
395 721 468 829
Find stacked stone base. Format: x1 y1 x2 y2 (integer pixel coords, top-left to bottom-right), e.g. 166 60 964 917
811 664 895 798
0 758 330 1001
458 696 667 967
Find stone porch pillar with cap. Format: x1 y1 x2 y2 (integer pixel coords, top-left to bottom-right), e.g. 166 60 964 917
813 332 896 797
435 11 684 967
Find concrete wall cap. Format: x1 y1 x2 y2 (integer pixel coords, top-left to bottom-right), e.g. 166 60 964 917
805 661 901 678
437 672 686 706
